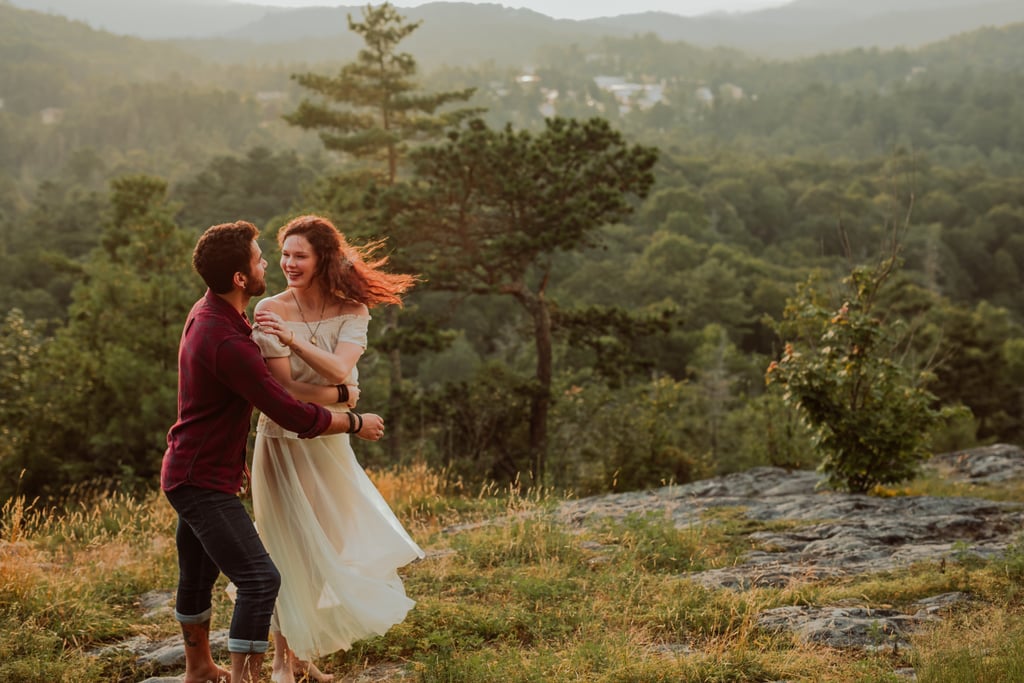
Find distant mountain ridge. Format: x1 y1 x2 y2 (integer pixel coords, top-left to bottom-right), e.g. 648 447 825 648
2 0 276 38
595 0 1024 56
4 0 1024 63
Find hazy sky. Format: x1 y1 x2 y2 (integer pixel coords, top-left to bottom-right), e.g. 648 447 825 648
233 1 789 20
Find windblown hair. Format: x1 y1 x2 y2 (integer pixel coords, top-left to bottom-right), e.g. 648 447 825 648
193 220 259 294
278 215 416 307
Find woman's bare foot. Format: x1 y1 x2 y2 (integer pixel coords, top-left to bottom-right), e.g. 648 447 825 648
270 660 295 683
270 631 334 682
294 657 335 682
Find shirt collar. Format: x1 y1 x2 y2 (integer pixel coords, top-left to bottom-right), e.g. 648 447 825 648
204 289 252 332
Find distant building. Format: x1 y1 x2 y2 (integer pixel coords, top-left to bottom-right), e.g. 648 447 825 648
255 90 287 103
40 107 64 125
906 66 927 82
719 83 744 101
539 88 558 117
693 83 745 107
593 76 665 114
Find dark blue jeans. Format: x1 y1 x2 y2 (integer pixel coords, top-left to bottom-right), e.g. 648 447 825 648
164 485 280 654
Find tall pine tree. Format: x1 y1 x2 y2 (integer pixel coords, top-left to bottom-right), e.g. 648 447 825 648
387 117 658 484
285 2 478 460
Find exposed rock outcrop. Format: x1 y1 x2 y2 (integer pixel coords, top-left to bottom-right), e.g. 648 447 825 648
558 443 1024 671
120 444 1024 682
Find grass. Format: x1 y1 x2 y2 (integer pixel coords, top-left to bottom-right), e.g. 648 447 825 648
3 464 1024 682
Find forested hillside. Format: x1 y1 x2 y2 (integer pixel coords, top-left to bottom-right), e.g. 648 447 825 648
0 2 1021 502
6 0 1024 58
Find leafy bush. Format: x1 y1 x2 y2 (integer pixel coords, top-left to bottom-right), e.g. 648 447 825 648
767 259 954 493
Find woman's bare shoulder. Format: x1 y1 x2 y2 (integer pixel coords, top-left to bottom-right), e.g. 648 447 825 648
339 301 369 317
254 292 290 314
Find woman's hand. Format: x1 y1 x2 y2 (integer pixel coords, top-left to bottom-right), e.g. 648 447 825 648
254 310 294 346
334 383 360 407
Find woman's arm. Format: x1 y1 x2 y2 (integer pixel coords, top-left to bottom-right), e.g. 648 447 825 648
285 337 364 386
264 355 361 407
254 302 366 385
253 297 362 406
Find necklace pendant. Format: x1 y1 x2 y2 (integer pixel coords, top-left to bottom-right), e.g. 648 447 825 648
289 290 327 349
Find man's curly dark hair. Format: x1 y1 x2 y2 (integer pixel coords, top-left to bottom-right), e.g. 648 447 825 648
192 221 259 294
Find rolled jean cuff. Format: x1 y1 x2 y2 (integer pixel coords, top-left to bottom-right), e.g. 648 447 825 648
175 608 212 624
228 638 270 654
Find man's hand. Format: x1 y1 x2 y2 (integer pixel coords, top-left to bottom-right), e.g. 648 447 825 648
355 412 384 441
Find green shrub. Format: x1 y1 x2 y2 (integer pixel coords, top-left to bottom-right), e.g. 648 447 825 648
767 260 955 493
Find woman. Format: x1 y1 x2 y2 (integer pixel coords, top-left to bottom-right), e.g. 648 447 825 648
249 214 423 683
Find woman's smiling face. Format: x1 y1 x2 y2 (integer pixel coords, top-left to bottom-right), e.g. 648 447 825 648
280 234 318 288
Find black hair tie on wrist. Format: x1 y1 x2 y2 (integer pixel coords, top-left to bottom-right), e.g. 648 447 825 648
336 384 349 404
346 412 356 434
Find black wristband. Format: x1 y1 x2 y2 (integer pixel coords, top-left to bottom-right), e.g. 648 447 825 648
346 412 357 433
336 384 349 404
355 411 363 434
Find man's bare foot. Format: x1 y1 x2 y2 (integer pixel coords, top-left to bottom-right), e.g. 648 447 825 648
184 662 230 683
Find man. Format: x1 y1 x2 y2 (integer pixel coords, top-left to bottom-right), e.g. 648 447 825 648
162 220 384 683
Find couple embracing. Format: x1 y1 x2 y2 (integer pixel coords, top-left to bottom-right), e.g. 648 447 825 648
161 216 423 683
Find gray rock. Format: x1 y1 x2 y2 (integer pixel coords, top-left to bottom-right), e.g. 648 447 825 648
91 635 153 659
929 444 1024 483
561 456 1024 592
757 593 969 651
138 590 175 621
557 445 1024 655
757 604 917 649
136 630 229 667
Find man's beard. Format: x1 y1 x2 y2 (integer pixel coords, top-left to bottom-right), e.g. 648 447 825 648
245 276 266 297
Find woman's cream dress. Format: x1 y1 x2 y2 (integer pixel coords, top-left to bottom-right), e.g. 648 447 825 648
250 314 424 660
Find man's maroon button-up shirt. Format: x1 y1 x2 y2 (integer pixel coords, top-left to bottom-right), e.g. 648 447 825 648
162 290 331 495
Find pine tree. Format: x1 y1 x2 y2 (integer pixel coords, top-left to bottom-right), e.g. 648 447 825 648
387 117 658 484
285 2 479 460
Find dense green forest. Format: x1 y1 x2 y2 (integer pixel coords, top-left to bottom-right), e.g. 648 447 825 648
1 2 1022 501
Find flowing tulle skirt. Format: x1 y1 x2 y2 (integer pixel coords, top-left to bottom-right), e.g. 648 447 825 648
250 430 424 660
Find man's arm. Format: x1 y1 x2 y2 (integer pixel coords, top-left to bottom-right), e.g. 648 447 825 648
326 410 385 440
218 336 381 440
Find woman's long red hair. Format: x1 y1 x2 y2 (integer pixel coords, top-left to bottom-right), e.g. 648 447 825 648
278 215 416 307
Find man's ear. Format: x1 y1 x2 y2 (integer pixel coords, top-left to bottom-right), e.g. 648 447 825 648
232 271 247 290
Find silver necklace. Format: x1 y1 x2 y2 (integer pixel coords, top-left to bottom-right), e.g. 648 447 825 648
290 289 328 346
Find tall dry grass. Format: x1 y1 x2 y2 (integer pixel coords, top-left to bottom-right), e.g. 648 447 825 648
2 463 1024 682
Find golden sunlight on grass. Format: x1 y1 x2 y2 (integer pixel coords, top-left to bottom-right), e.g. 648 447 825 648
912 606 1024 682
898 469 1024 502
5 463 1024 682
366 459 452 507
